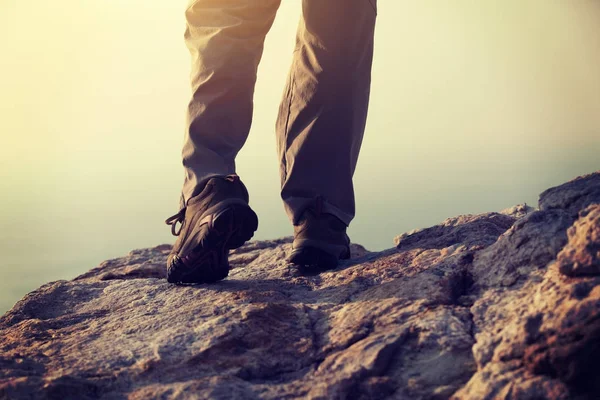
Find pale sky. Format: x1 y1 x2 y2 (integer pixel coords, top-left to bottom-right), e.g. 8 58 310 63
1 0 599 312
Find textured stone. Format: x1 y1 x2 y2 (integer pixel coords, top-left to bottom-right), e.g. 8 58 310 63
499 203 536 219
471 209 573 288
1 171 599 399
394 212 516 251
557 204 600 277
539 171 600 217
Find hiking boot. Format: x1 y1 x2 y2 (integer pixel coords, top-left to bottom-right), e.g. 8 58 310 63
288 197 351 270
165 175 258 284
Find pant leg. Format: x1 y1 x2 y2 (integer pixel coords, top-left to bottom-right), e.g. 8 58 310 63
276 0 377 226
181 0 281 209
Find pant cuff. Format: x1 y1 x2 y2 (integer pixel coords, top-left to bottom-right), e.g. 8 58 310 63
179 173 228 210
283 196 354 227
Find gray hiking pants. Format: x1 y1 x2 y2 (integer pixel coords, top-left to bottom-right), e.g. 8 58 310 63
181 0 377 226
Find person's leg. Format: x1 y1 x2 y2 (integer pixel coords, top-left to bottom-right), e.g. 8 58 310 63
166 0 281 284
276 0 377 227
181 0 281 210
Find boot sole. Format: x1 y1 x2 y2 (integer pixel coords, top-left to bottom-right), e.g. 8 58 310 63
167 204 258 284
288 246 350 272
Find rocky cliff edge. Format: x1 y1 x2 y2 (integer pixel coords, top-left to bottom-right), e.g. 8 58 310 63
1 172 600 399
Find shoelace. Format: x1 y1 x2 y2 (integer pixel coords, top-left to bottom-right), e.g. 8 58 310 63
165 175 241 236
165 208 186 236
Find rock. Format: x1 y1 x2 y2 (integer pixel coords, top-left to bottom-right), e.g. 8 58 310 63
471 209 573 288
557 204 600 277
394 212 516 250
1 171 599 399
539 171 600 217
500 203 536 219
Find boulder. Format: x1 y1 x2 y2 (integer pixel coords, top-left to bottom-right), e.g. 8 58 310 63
1 171 599 399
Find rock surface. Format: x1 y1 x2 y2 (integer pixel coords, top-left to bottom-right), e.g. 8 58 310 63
1 171 599 400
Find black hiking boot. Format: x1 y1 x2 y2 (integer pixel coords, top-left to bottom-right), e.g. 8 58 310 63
165 175 258 284
288 197 351 271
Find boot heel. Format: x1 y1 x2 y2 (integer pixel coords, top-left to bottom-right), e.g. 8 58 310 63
212 204 258 250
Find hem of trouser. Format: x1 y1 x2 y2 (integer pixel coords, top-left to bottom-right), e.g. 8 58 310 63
179 173 229 210
283 196 354 227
